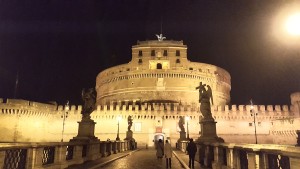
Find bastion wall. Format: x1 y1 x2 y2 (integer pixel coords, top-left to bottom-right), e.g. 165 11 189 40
0 96 299 146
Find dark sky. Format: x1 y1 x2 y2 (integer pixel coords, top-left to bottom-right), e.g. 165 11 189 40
0 1 299 106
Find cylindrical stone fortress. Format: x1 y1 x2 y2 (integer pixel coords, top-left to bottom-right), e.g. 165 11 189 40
96 39 231 106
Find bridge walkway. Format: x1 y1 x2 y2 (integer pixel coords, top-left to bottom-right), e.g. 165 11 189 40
67 148 201 169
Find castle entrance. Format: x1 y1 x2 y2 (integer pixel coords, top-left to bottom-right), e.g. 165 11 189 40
153 133 164 148
154 133 164 142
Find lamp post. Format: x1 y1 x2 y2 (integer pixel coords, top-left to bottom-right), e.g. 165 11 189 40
185 116 190 139
61 101 69 142
250 99 258 144
116 115 122 141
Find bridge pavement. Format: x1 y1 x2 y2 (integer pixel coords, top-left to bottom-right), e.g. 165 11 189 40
67 148 201 169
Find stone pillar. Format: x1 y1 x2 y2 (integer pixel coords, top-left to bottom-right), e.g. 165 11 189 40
117 141 121 152
34 147 45 167
100 142 107 157
227 147 234 169
89 143 101 160
56 144 68 168
211 144 224 169
112 141 117 154
203 144 214 168
0 151 5 169
106 142 112 155
247 150 260 169
259 152 268 169
121 142 125 151
290 157 300 169
197 143 205 166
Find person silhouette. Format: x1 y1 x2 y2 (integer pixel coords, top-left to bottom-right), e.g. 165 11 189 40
186 138 197 169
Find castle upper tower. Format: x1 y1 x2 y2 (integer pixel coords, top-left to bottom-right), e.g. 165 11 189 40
96 38 231 106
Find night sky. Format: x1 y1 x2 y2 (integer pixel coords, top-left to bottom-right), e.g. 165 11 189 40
0 1 299 106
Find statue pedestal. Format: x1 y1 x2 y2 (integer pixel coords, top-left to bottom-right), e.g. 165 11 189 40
178 131 187 141
70 118 100 143
69 118 100 161
125 130 133 140
196 118 224 143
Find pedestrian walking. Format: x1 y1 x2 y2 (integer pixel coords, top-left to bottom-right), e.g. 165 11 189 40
186 138 197 169
156 139 164 158
164 140 172 168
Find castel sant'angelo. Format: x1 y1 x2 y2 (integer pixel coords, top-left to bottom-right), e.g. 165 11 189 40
0 36 299 146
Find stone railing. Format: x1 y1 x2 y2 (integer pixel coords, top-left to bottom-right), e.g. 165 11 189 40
177 141 300 169
0 140 136 169
176 140 189 152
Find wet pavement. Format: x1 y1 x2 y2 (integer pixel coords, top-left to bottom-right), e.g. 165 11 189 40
67 148 201 169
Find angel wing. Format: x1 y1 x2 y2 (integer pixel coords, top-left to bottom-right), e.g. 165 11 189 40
207 85 214 105
156 34 166 41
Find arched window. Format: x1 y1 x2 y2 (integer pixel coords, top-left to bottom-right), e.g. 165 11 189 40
157 63 162 69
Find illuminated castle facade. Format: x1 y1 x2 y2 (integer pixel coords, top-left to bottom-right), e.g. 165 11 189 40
0 38 299 146
96 39 231 106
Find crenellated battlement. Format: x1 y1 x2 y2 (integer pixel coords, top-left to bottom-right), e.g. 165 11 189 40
0 98 298 119
93 103 292 114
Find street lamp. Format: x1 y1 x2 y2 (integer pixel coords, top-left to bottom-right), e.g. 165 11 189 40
116 115 122 141
272 4 300 46
61 101 69 142
250 99 258 144
185 116 190 139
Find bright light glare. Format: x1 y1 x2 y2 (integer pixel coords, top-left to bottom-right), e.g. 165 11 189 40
117 115 122 121
185 116 190 121
285 13 300 35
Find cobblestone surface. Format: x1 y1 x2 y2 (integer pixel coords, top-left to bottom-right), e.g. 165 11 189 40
67 148 201 169
98 148 184 169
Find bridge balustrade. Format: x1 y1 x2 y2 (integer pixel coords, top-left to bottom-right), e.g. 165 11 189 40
176 140 188 152
177 141 300 169
0 140 134 169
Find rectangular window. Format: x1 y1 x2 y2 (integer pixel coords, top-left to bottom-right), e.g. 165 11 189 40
134 122 142 132
138 50 142 57
138 59 142 64
151 50 155 56
163 50 168 56
176 50 180 56
258 122 261 126
249 123 252 127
